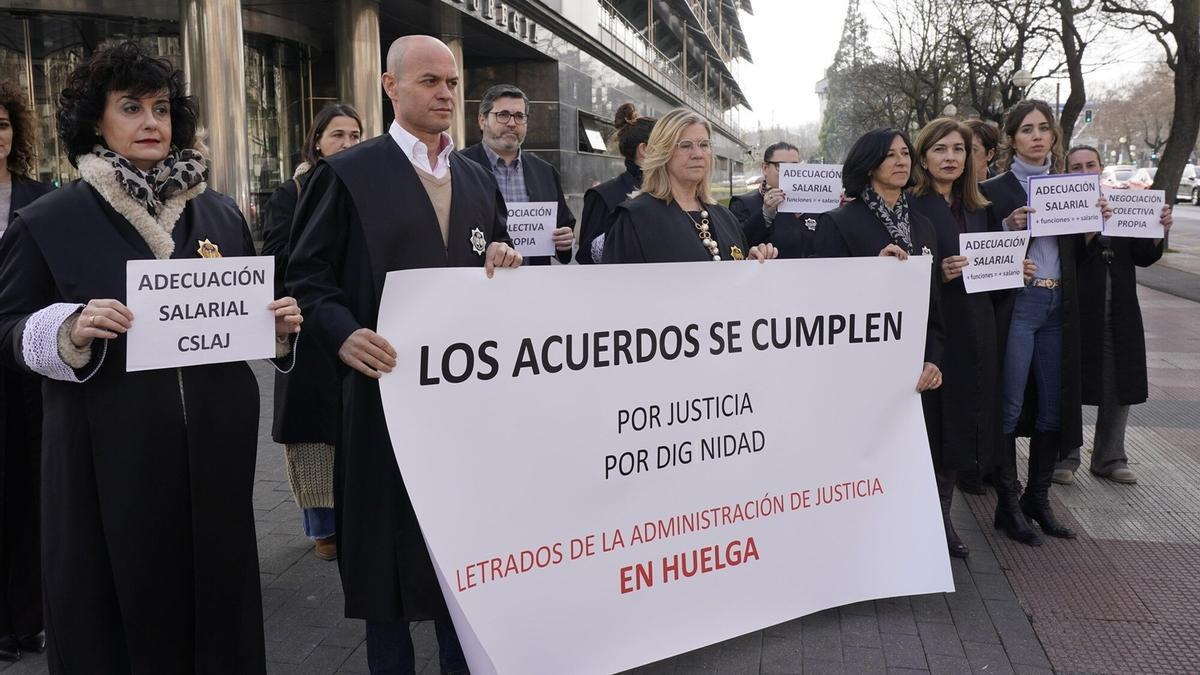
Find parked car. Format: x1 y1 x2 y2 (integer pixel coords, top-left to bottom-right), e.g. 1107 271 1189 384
1100 164 1136 189
1128 167 1156 190
1178 164 1198 204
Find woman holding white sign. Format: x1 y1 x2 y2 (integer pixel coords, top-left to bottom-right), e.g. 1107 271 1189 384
980 99 1112 547
0 42 302 673
1053 145 1173 486
602 108 777 263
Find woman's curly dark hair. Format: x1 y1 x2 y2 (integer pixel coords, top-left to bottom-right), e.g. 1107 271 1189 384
0 81 37 178
56 41 198 166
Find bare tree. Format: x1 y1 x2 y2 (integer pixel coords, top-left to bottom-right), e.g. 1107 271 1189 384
1102 0 1200 196
1054 0 1102 144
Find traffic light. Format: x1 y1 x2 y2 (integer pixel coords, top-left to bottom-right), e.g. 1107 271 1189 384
1084 109 1093 123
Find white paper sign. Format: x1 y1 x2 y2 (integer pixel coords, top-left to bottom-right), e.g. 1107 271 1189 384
376 258 952 675
125 256 275 372
1102 189 1165 239
778 163 842 213
1028 173 1103 237
959 230 1030 294
506 201 558 258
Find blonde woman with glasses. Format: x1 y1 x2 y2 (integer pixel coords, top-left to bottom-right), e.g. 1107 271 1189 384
602 108 777 263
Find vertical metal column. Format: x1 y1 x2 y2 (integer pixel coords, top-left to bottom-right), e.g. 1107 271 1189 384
436 5 466 147
180 0 250 215
336 0 383 137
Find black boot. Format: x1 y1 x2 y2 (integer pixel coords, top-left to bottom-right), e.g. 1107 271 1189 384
993 434 1042 546
956 467 987 495
937 468 969 558
1021 431 1077 539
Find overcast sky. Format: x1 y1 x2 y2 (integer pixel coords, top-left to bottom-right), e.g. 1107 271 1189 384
736 0 1166 129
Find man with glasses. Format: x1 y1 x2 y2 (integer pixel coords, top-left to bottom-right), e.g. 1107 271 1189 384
729 141 819 258
462 84 575 265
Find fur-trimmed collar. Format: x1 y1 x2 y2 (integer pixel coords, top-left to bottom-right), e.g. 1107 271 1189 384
77 153 207 260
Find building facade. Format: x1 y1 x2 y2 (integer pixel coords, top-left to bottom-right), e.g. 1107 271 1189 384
0 0 753 236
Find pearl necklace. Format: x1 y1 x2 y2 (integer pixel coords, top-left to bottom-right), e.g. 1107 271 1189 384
681 207 720 260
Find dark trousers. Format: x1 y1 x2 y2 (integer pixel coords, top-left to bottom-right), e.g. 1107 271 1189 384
0 370 42 640
366 619 467 675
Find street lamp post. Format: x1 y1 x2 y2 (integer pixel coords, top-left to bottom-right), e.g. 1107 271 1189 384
1011 70 1033 100
942 103 958 118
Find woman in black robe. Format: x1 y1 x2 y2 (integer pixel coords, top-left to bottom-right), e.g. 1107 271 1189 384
908 118 1034 559
260 102 361 562
980 100 1112 547
603 107 777 264
0 42 301 674
813 128 945 394
577 103 654 263
0 79 53 662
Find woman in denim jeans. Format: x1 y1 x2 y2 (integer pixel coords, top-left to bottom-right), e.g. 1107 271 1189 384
980 100 1112 547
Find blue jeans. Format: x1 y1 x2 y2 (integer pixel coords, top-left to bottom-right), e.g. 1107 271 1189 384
1002 285 1063 434
302 507 335 539
366 619 467 675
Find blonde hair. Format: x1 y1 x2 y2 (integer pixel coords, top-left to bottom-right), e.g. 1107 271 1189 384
638 108 715 205
911 117 990 211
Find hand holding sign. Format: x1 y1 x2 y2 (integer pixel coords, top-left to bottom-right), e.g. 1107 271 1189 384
506 201 558 257
1101 188 1166 239
959 230 1030 293
1028 173 1103 237
72 299 134 348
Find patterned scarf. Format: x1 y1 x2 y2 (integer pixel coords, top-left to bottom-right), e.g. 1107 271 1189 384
862 186 912 253
89 145 207 217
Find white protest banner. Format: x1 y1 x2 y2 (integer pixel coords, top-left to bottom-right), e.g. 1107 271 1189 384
505 201 557 257
125 256 275 372
1028 173 1103 237
376 258 953 675
959 230 1030 294
1102 188 1165 239
778 163 842 213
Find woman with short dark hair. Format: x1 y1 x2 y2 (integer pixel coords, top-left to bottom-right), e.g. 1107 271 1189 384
0 79 52 663
261 102 362 562
0 42 301 672
814 127 945 394
577 103 655 263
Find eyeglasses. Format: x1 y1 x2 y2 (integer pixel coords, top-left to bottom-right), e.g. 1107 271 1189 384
676 139 713 153
487 111 529 124
764 160 782 167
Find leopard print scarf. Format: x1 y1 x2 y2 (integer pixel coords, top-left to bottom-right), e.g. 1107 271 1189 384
89 145 208 217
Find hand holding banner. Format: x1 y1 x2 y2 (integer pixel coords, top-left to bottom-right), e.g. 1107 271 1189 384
505 201 557 257
125 256 275 372
1101 189 1166 239
778 164 842 214
959 230 1030 294
376 258 952 674
1028 173 1103 237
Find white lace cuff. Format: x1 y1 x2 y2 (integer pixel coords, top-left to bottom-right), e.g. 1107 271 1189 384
22 303 107 382
590 233 606 264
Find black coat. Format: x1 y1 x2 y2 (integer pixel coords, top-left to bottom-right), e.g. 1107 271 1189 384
908 191 1001 471
981 170 1084 451
0 176 52 641
1078 234 1163 405
812 198 945 369
728 189 819 259
0 181 269 673
601 192 748 263
577 168 639 264
460 143 574 265
286 135 510 622
261 173 339 444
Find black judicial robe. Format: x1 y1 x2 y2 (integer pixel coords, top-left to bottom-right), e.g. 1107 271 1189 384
0 181 269 674
0 176 53 642
601 192 748 263
261 173 339 445
577 168 639 264
909 191 1001 472
1078 234 1163 405
460 143 575 265
813 198 945 369
286 135 511 622
728 189 820 259
981 170 1083 452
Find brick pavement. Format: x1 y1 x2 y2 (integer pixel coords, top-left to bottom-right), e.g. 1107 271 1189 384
4 258 1198 674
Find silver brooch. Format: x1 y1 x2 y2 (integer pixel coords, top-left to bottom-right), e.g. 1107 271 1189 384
470 228 486 255
921 245 931 256
804 217 817 231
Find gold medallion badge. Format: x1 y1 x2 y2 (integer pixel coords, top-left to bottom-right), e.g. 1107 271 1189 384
729 245 744 261
197 239 222 258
